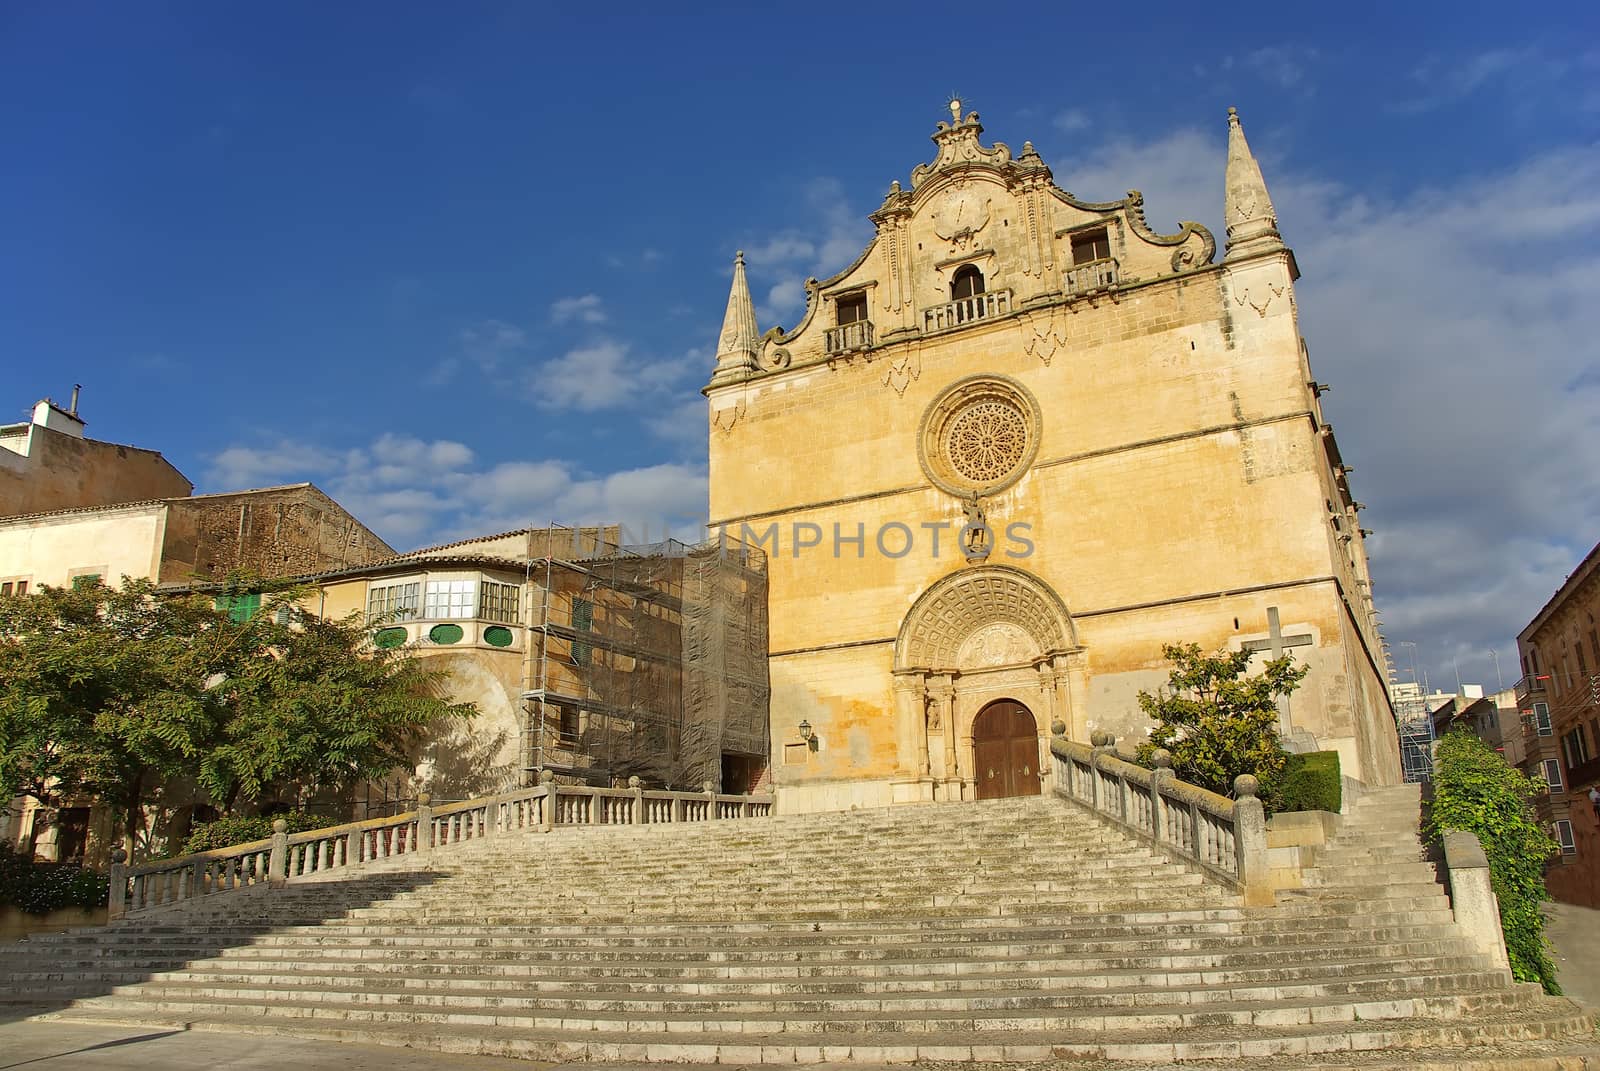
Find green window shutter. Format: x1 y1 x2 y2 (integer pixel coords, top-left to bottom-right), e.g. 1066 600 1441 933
572 598 593 667
215 593 261 623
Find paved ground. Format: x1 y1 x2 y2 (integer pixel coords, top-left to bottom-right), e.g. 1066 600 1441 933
0 1020 550 1071
1546 899 1600 1009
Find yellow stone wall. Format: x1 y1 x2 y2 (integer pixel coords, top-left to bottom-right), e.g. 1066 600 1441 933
708 117 1398 811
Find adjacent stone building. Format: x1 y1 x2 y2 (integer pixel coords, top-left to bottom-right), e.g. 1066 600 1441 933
1515 538 1600 907
0 482 395 593
1 393 192 520
297 526 771 805
706 105 1399 812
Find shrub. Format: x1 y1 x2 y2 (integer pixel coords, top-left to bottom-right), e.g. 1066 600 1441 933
1272 750 1342 813
1425 730 1561 993
1135 643 1305 800
180 811 327 856
0 851 109 915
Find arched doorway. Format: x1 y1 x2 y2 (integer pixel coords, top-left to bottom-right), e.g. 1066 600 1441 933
972 699 1041 800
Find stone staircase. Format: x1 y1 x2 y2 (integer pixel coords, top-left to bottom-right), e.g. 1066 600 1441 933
1 787 1595 1066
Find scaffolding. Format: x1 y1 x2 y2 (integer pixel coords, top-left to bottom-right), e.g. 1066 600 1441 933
519 528 770 793
1396 693 1435 783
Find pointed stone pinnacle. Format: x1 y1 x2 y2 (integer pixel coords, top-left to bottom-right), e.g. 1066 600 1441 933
1223 107 1284 261
711 249 761 385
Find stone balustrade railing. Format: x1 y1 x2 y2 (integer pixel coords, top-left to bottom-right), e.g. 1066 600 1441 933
922 288 1013 333
1064 256 1119 296
824 319 874 355
109 775 774 919
1050 726 1272 905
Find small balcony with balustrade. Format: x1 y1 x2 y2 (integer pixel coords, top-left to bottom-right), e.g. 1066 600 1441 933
824 319 874 355
922 288 1013 334
1064 256 1120 297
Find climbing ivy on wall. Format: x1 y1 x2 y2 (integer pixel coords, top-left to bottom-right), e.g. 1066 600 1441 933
1425 730 1562 994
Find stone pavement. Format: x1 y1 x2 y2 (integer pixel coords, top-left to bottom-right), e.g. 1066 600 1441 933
1547 901 1600 1010
0 1019 545 1070
2 1019 1598 1071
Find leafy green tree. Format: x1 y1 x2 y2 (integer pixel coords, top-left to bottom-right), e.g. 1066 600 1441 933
0 576 473 856
194 597 475 811
1425 729 1562 992
0 578 220 852
1134 642 1306 799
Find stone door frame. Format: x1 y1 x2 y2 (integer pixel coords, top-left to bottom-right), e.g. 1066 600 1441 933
890 565 1087 803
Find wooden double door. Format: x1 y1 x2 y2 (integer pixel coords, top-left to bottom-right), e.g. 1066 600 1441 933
972 700 1042 800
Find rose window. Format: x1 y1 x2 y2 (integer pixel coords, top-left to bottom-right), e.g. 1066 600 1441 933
917 374 1042 496
946 400 1028 484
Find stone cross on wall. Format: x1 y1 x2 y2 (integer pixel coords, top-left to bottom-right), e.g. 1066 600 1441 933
1241 606 1312 737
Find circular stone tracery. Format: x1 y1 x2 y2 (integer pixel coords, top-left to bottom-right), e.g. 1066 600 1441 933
918 375 1042 496
947 399 1028 483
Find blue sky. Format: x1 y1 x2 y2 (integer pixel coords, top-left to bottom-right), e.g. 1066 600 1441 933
3 3 1598 692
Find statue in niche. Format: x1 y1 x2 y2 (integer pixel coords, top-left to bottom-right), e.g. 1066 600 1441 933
925 691 942 732
960 495 991 564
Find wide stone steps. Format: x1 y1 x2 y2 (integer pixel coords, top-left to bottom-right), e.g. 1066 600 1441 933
36 1004 1600 1065
8 789 1595 1063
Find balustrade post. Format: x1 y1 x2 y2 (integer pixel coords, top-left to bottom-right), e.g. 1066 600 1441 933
415 792 433 853
1233 774 1272 907
589 787 604 825
673 794 686 823
1148 749 1172 843
539 770 555 832
107 848 127 920
629 776 645 825
268 819 289 887
1089 729 1116 817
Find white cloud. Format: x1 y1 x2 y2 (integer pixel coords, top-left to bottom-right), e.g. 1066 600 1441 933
1245 45 1318 89
744 176 874 325
528 339 698 413
429 319 529 385
1054 109 1091 133
206 432 707 551
1059 125 1600 689
549 294 607 325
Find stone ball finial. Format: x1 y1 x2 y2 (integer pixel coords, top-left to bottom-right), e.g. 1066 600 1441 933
627 776 641 790
539 769 556 785
1090 729 1115 748
110 848 127 865
417 791 431 806
1233 774 1259 799
1152 749 1173 770
1050 719 1067 738
272 818 288 834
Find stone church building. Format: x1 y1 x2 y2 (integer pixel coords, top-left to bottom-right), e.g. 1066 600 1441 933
706 105 1400 812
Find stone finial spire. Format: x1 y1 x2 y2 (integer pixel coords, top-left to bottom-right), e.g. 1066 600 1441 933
1223 107 1284 261
710 250 760 384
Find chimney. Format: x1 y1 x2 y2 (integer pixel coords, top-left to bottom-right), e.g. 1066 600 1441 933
70 384 81 416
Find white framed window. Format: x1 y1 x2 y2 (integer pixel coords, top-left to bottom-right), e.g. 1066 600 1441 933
1540 758 1564 792
424 579 475 620
368 582 420 621
1554 819 1577 856
1535 702 1553 736
478 581 521 624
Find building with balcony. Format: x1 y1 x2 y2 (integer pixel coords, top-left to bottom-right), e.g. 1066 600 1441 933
705 104 1397 813
1515 538 1600 906
299 526 772 803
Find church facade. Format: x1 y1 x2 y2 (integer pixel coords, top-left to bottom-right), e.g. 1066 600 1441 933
705 105 1400 813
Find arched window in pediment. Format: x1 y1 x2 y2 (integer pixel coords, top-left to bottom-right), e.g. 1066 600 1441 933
951 264 985 300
